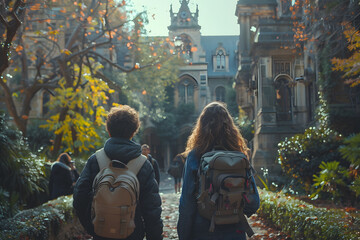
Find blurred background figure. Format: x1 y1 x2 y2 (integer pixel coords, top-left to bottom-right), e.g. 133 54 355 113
141 144 160 185
49 153 79 200
168 153 185 193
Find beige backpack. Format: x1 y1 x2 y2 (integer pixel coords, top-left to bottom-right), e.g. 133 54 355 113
91 148 146 239
196 150 254 237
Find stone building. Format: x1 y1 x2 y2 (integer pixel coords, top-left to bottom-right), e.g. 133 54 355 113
142 0 240 169
235 0 312 178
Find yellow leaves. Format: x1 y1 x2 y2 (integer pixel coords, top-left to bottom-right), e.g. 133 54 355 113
42 61 116 153
48 30 59 36
61 49 72 55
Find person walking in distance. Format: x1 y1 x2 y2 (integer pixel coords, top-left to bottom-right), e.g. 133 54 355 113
177 102 260 240
141 144 161 185
73 105 163 240
49 152 79 200
168 153 185 193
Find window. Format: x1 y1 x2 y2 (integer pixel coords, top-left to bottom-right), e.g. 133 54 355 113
215 86 226 102
216 50 225 70
275 78 292 121
179 79 194 104
274 60 291 76
200 75 207 85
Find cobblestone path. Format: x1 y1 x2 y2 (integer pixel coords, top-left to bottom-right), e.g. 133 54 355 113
160 192 290 240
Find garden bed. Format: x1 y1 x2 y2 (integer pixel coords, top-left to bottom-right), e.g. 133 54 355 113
257 189 360 240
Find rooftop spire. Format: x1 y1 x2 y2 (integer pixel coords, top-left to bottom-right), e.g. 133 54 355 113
179 0 190 5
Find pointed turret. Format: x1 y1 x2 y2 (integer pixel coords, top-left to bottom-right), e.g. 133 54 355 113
168 0 200 31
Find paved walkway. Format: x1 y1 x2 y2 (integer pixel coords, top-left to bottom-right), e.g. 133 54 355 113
77 171 288 239
159 171 289 240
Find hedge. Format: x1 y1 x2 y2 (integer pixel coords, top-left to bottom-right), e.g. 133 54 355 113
257 189 360 240
0 195 85 240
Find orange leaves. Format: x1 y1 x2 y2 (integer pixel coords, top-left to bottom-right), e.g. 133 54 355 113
15 45 23 52
191 46 198 52
30 3 41 11
331 22 360 87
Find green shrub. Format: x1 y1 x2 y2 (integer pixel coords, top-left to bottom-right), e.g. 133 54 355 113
340 133 360 197
312 161 349 202
257 189 360 240
0 114 48 218
26 120 54 155
277 125 344 193
0 196 84 240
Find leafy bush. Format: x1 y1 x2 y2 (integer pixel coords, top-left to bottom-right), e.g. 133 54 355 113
0 113 48 218
277 125 344 193
312 161 348 201
0 196 85 240
257 189 360 240
26 120 54 155
340 133 360 198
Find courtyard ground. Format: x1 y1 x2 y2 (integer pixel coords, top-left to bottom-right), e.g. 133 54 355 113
159 172 290 240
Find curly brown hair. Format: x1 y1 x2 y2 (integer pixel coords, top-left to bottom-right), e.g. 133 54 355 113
106 105 140 139
184 101 249 158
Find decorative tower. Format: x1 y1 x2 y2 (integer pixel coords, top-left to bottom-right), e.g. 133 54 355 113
168 0 203 62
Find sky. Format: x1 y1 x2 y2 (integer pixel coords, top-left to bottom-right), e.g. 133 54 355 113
130 0 239 36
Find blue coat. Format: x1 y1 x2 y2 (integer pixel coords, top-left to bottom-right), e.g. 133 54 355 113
177 150 260 240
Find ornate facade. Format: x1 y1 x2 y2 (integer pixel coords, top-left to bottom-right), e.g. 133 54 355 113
235 0 316 179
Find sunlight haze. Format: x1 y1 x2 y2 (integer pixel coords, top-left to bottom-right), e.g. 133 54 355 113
130 0 239 36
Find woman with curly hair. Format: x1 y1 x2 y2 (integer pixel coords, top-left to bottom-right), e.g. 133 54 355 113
177 101 260 240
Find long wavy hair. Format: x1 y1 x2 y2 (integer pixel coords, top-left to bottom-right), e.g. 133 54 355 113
185 102 249 158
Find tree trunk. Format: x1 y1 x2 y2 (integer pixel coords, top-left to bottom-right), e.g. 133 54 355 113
52 107 69 157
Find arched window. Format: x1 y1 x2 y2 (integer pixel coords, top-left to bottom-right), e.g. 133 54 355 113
175 34 193 60
216 50 225 70
179 78 194 104
275 78 292 121
215 86 226 102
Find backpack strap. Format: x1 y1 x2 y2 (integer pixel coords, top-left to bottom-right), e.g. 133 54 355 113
96 148 147 175
148 154 155 166
95 148 111 170
127 154 147 175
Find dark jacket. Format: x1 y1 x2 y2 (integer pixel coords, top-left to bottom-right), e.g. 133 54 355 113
49 162 75 199
73 137 163 240
177 150 260 240
148 154 160 184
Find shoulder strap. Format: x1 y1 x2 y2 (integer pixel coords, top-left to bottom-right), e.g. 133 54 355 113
148 155 155 166
95 148 110 170
127 154 147 175
95 148 146 175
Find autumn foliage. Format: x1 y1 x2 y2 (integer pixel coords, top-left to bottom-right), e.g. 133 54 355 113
331 23 360 87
